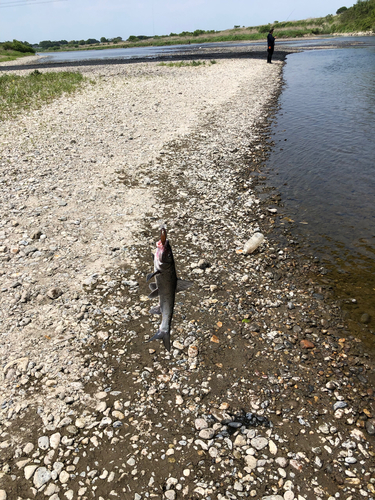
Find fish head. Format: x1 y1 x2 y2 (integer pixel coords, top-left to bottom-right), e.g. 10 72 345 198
156 228 174 266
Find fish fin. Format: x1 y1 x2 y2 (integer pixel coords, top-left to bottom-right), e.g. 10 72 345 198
146 271 160 282
149 305 161 315
149 329 171 351
149 282 157 291
176 278 193 293
148 288 159 299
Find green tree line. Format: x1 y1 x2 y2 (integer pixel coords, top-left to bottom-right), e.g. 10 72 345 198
334 0 375 31
0 40 35 53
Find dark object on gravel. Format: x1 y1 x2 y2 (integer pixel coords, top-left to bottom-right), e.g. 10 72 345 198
227 410 272 433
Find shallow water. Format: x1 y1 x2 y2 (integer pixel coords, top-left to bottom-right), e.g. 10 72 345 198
265 37 375 345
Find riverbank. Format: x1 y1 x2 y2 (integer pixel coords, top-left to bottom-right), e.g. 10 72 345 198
0 57 374 500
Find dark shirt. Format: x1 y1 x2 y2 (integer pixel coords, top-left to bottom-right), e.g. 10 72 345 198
267 33 275 49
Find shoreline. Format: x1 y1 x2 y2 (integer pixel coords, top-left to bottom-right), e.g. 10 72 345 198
0 57 374 499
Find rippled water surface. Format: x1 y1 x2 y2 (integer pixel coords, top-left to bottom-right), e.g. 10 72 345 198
265 38 375 343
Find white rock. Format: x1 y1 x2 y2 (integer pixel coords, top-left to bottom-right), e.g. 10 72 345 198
245 455 257 469
75 418 86 428
33 467 52 488
275 457 288 467
165 491 176 500
44 483 60 496
250 437 268 450
269 439 277 455
175 395 183 405
234 481 243 491
198 428 215 440
0 490 6 500
234 434 246 447
23 442 34 454
38 436 49 450
49 432 61 449
194 418 208 430
59 470 70 483
90 436 99 447
284 491 295 500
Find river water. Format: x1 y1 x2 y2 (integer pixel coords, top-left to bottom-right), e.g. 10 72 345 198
264 37 375 345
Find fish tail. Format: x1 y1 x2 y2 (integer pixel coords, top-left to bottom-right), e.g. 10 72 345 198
149 329 171 351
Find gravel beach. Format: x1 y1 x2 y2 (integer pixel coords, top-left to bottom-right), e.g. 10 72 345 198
0 55 374 500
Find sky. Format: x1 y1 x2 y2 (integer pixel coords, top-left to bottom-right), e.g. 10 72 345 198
1 0 350 44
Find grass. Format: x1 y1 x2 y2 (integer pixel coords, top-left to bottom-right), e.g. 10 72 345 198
0 70 86 122
333 0 375 32
0 48 36 63
157 60 217 67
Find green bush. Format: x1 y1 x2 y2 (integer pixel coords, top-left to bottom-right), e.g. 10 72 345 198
2 40 35 53
258 24 271 33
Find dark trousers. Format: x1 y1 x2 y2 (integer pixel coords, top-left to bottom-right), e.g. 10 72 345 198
267 47 274 63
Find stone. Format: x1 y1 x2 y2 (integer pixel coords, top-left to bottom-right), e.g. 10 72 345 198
24 465 38 480
244 455 257 469
44 483 60 496
234 434 247 447
38 436 49 450
269 440 277 455
360 313 371 324
333 401 347 411
59 470 70 483
300 340 314 349
195 418 208 430
33 467 52 488
198 428 215 440
23 442 34 454
284 491 295 500
365 419 375 435
250 437 268 450
188 345 198 358
165 491 176 500
275 457 288 468
49 433 61 449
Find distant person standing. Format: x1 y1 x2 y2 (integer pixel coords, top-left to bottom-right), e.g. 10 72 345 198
267 28 275 63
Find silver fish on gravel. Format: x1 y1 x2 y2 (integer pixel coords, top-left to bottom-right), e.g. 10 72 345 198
146 227 192 351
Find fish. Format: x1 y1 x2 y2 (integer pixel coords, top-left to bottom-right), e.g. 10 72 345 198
146 227 192 351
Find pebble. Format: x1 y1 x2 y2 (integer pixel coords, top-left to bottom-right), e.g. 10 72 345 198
33 467 51 488
0 51 373 500
195 418 208 430
250 437 268 450
198 428 215 440
38 436 49 450
24 465 38 480
165 491 176 500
